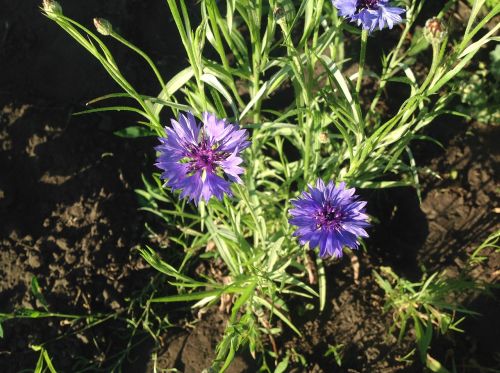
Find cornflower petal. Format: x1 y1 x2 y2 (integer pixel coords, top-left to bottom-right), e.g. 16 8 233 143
332 0 405 32
203 112 232 144
171 112 200 145
220 150 245 183
333 0 357 16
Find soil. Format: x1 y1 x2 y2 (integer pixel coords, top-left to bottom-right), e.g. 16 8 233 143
1 1 499 373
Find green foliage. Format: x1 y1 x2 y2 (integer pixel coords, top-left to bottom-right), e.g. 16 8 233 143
374 267 482 370
31 276 50 312
113 125 156 138
454 44 500 124
468 0 498 10
469 230 500 266
33 345 58 373
324 343 344 366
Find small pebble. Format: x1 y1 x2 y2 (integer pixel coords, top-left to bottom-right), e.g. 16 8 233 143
28 253 41 268
64 252 77 265
56 238 70 251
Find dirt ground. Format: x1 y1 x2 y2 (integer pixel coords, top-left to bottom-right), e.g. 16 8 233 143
1 1 499 372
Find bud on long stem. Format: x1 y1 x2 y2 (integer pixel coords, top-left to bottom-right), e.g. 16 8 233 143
93 18 113 36
424 17 447 45
42 0 62 16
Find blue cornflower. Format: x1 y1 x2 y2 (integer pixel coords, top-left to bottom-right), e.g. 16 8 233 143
333 0 405 32
155 112 250 204
289 179 370 258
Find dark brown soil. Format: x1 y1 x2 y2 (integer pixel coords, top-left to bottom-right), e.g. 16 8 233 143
0 1 174 371
1 1 499 373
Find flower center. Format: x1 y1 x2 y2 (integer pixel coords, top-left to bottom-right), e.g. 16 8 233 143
316 203 344 231
356 0 379 12
185 138 227 175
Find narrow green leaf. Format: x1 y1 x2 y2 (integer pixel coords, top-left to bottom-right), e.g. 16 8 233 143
240 81 269 120
230 281 256 324
205 219 239 274
414 316 432 362
152 290 221 303
200 73 239 120
74 106 150 119
426 354 451 373
34 348 44 373
254 296 301 336
152 285 246 303
43 350 58 373
86 93 134 105
138 246 197 284
31 277 49 312
274 356 290 373
114 126 155 138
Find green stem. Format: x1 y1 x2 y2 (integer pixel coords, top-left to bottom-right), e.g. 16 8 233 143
204 0 245 109
235 184 264 248
356 30 368 95
110 32 166 89
249 0 263 124
52 16 163 130
366 0 425 122
303 119 312 181
367 28 409 117
281 25 313 180
419 42 441 93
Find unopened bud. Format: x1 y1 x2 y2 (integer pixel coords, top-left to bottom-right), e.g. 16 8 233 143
424 18 447 44
206 241 216 252
42 0 62 15
93 18 113 36
319 132 330 144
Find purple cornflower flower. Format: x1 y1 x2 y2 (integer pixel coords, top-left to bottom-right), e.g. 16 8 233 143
333 0 405 32
155 112 250 204
289 179 369 258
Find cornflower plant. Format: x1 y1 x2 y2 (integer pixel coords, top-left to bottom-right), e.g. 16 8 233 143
42 0 499 370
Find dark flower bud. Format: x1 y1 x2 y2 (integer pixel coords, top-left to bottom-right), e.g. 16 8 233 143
424 17 447 44
319 132 330 144
42 0 62 16
93 18 113 36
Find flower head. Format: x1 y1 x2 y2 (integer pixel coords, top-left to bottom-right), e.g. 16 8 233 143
333 0 405 32
155 112 250 204
289 179 369 258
